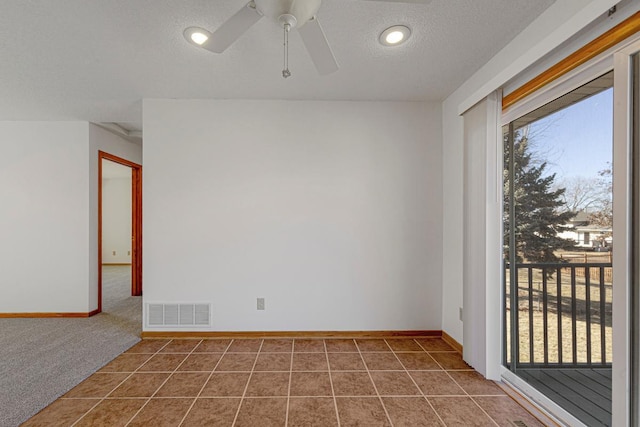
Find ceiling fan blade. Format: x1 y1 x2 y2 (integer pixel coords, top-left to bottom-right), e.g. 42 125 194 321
202 2 263 53
298 17 339 75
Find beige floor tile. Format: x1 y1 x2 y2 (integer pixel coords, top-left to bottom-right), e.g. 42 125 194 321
64 373 129 398
99 353 152 372
409 371 465 396
108 373 169 397
215 353 257 371
181 398 240 426
429 396 495 426
260 339 293 352
361 352 404 370
177 353 222 372
290 372 332 396
22 335 546 427
430 352 471 370
355 339 392 352
160 339 200 353
74 399 146 427
22 399 99 427
370 371 421 396
155 372 209 397
395 352 440 370
200 372 250 397
127 398 193 427
474 396 546 427
245 372 290 396
254 353 291 371
293 339 326 352
288 397 338 427
336 397 391 427
228 339 263 352
327 353 365 371
415 338 455 352
138 353 188 372
325 339 358 352
331 372 376 396
448 371 506 396
193 339 231 352
386 339 423 352
292 353 329 371
234 397 287 427
382 397 444 426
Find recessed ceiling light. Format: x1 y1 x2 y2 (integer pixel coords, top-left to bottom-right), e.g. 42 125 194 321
184 27 211 46
379 25 411 46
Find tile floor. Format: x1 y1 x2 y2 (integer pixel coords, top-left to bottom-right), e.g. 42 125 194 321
23 337 545 426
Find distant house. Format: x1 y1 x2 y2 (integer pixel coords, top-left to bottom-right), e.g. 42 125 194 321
558 211 612 250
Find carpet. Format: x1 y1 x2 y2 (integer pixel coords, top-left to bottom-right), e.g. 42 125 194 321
0 266 141 427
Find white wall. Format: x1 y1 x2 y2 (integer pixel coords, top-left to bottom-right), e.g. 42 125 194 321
0 122 141 313
102 175 132 264
143 99 442 332
441 0 624 344
0 122 90 312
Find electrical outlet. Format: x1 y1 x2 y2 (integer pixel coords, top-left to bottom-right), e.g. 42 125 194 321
112 250 116 256
257 298 265 310
459 307 463 321
128 250 131 256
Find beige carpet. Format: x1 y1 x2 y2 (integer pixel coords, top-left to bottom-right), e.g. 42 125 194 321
0 266 141 427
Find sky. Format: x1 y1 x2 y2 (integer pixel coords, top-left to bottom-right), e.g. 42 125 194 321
525 87 613 181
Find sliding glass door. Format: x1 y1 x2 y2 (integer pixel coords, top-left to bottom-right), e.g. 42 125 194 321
504 73 614 426
632 51 640 427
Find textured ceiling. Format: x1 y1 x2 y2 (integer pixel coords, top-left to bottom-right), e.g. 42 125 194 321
0 0 556 128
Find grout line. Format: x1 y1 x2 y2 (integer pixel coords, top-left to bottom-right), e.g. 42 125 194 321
323 339 342 427
177 339 232 426
442 369 499 426
284 341 294 426
415 340 500 427
394 339 447 427
74 367 459 374
64 393 495 400
70 339 172 427
356 339 394 427
123 339 203 427
468 396 501 427
430 357 505 426
45 337 539 427
230 339 263 427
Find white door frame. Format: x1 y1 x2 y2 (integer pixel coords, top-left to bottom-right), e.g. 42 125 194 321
611 37 640 427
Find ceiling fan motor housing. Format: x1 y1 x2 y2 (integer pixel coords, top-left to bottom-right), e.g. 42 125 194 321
254 0 322 29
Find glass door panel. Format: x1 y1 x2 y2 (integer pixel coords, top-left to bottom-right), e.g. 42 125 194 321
504 72 614 426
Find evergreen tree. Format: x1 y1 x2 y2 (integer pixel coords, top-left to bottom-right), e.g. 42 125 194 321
504 129 576 263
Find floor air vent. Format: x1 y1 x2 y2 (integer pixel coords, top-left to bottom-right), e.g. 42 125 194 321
147 303 211 327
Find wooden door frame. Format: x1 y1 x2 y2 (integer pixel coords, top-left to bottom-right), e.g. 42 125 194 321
98 151 142 313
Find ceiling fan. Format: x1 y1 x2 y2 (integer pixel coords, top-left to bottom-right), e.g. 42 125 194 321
184 0 430 78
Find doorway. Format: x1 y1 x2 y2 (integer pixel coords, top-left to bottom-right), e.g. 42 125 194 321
98 151 142 313
503 72 614 426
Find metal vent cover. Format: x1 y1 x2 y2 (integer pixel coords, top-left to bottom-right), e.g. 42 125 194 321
146 303 211 327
